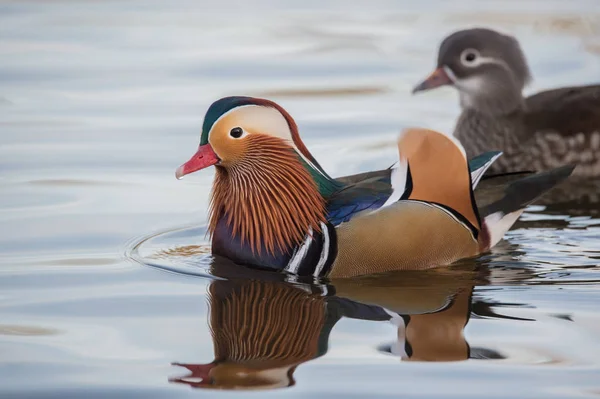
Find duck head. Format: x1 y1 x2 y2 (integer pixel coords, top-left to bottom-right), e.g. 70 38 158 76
413 28 532 114
176 96 339 257
176 96 324 179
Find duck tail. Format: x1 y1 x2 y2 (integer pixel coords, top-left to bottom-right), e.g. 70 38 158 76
479 165 575 249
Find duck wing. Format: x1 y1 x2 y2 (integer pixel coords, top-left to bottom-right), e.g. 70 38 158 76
525 84 600 137
336 167 392 186
328 129 482 277
326 175 392 226
523 85 600 176
328 151 502 226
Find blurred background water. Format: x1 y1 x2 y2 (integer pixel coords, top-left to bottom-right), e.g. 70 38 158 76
1 0 600 397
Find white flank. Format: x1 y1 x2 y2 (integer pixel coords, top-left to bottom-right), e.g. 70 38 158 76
381 157 408 208
313 222 330 277
284 228 313 274
484 210 524 248
383 308 408 360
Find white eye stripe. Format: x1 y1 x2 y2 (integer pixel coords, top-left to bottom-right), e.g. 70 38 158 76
459 48 512 72
206 104 255 139
471 56 509 69
204 103 332 180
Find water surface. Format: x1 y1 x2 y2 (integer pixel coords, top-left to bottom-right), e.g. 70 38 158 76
1 1 600 398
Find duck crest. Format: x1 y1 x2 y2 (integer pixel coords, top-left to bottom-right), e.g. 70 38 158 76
201 96 326 171
208 134 327 257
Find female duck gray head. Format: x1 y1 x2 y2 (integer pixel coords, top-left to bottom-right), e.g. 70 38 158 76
414 28 532 115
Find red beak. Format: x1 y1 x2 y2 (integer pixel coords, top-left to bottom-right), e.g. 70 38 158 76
170 362 216 387
175 144 220 179
412 67 453 94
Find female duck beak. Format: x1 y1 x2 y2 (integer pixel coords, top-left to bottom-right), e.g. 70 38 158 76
412 67 453 94
176 144 220 180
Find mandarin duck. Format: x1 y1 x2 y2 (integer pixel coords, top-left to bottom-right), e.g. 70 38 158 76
170 264 487 389
413 28 600 177
176 96 573 278
170 276 339 390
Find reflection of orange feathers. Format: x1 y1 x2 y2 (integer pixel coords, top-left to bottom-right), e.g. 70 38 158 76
405 287 471 362
209 281 326 364
399 128 480 231
209 134 326 255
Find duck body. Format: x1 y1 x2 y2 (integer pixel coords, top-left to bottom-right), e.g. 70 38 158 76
413 27 600 177
455 85 600 176
330 200 479 278
177 96 573 278
209 149 496 277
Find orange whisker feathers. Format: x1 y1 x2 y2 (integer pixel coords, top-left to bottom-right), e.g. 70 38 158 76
208 135 326 256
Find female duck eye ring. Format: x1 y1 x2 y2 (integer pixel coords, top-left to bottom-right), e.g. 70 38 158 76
460 48 480 67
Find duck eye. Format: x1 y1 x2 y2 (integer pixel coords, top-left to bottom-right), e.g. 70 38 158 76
229 127 243 138
461 49 479 66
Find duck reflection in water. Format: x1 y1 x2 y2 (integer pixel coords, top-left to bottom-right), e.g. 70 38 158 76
169 259 518 390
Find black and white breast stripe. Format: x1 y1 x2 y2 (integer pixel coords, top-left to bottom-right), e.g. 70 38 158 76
283 222 337 278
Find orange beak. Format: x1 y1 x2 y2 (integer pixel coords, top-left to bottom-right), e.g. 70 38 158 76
412 67 453 94
175 144 220 179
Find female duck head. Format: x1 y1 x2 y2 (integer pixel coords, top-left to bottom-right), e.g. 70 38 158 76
176 96 332 256
413 28 532 114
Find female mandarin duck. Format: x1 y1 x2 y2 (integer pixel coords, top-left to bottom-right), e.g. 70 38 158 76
413 28 600 177
176 96 573 278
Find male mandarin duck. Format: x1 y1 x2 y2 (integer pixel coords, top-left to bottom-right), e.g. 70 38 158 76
413 28 600 177
170 264 484 389
171 276 335 390
176 96 573 278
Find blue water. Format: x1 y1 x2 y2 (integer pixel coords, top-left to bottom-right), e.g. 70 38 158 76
1 1 600 397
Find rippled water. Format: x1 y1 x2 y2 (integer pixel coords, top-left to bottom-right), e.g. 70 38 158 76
1 1 600 397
